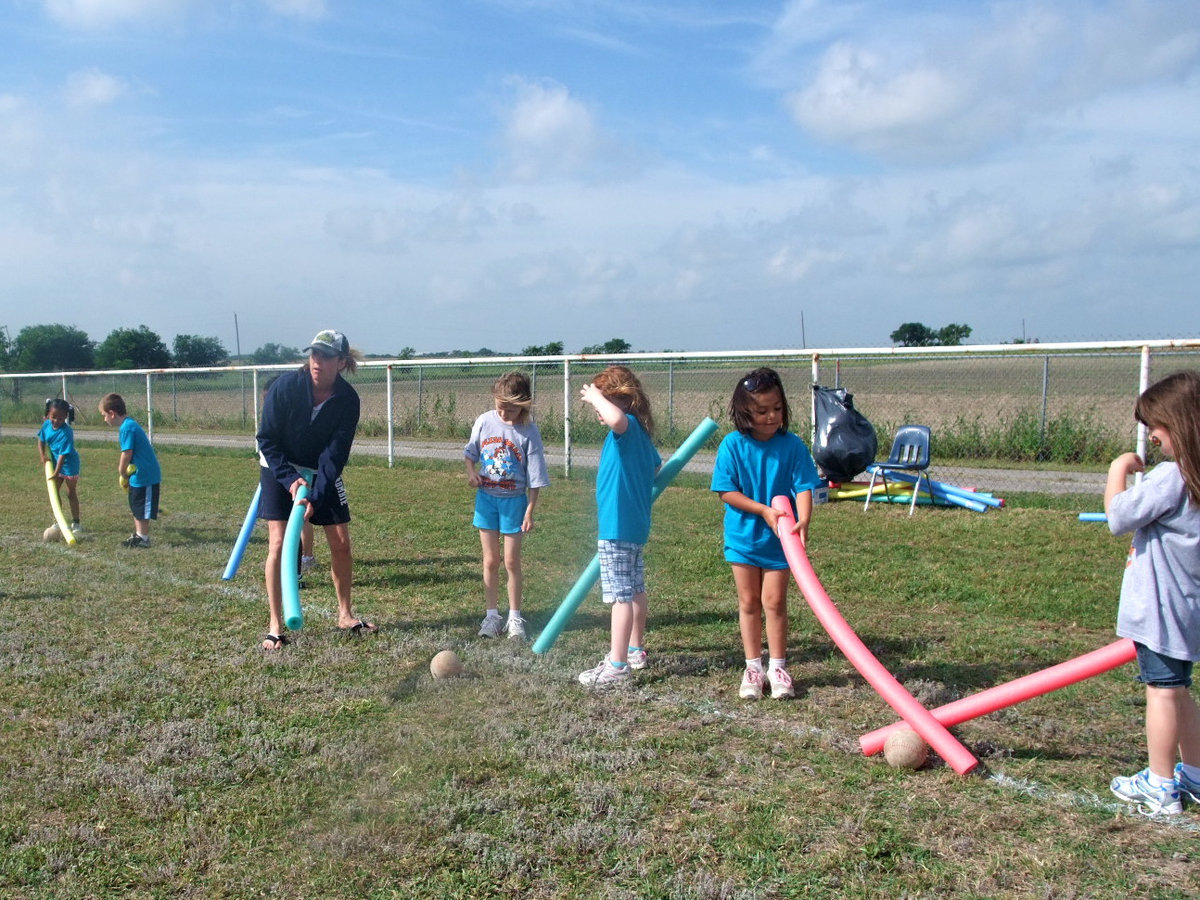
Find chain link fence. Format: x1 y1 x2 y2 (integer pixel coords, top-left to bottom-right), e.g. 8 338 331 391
4 341 1199 491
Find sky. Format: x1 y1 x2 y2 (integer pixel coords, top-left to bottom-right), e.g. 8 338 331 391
1 0 1198 357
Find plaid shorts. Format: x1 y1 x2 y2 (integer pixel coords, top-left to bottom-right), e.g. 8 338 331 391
598 539 645 604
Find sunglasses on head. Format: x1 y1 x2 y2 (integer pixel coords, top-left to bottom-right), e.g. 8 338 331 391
741 371 781 393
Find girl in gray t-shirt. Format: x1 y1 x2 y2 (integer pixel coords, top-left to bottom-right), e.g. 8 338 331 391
1106 370 1200 816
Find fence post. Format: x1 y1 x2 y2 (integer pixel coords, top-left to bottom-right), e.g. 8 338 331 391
145 373 154 442
563 358 572 479
386 364 395 468
1136 346 1152 483
810 354 821 447
416 368 423 431
1039 355 1049 458
668 360 675 434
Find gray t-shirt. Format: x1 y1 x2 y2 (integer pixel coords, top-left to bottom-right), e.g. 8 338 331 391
1108 461 1200 661
463 410 551 498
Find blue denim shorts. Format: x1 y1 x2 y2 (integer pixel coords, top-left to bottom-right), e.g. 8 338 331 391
473 491 528 534
1135 643 1193 689
598 540 645 604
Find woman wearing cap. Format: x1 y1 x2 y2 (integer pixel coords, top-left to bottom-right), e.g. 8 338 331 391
255 329 376 650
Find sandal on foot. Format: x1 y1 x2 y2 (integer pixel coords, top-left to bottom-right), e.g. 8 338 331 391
261 633 291 651
341 619 378 636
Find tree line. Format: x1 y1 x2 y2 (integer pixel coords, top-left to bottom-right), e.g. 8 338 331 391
0 323 642 374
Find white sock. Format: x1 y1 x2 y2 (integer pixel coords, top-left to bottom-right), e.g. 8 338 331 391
745 658 763 673
507 610 522 620
1146 770 1174 789
485 609 501 619
768 657 787 672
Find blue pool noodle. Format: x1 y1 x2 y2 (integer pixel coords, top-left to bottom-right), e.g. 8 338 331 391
221 482 262 581
281 482 309 631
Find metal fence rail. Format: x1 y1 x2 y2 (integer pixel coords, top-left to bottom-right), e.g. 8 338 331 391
4 339 1199 490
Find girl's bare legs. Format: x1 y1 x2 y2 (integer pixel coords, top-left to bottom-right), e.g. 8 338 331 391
479 529 502 612
1146 685 1200 778
761 568 791 661
503 532 523 612
732 564 765 662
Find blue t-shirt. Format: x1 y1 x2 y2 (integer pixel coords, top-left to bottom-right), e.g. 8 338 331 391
38 419 81 477
595 414 661 544
120 417 162 487
710 430 821 569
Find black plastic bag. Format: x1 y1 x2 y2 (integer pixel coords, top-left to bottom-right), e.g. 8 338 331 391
811 385 878 483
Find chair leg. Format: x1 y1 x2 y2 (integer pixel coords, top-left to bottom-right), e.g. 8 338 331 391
908 472 919 516
864 469 879 511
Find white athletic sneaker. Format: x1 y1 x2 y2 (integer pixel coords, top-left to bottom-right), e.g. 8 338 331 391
627 648 648 670
505 615 527 640
478 615 504 638
768 666 795 700
1111 768 1183 816
578 657 632 688
739 667 764 699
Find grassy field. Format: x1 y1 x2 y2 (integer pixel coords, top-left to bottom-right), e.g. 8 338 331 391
2 436 1198 899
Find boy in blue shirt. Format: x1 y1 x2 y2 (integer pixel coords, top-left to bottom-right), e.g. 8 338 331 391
99 393 163 548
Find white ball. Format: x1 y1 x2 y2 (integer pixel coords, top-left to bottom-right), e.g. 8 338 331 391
883 729 929 769
430 649 464 679
42 524 60 543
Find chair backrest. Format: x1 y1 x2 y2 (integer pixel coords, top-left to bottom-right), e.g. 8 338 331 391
886 425 931 469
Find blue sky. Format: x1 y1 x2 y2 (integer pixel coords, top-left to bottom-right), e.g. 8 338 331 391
2 0 1198 356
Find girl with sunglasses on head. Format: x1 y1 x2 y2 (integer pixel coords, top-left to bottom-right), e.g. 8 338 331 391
1106 369 1200 816
711 367 822 700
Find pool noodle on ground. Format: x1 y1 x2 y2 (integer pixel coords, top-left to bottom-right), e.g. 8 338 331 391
221 482 262 580
859 639 1136 756
771 496 979 775
531 416 720 655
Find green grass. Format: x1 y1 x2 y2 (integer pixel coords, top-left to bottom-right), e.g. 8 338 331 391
2 437 1198 899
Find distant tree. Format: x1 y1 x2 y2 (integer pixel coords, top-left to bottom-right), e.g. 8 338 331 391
936 323 972 346
95 326 171 370
397 346 416 360
522 341 564 356
581 337 631 354
250 343 301 365
10 324 96 372
173 334 228 367
890 322 972 347
889 322 937 347
0 326 11 371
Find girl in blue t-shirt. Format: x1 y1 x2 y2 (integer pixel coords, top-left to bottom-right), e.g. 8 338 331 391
577 365 661 688
711 368 821 701
38 398 83 533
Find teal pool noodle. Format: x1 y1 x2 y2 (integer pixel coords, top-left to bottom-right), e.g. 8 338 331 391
281 482 309 631
1078 512 1107 523
532 416 719 655
221 482 262 581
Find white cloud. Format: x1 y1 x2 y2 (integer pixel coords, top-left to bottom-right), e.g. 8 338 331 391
42 0 191 29
772 0 1200 163
64 68 127 107
499 77 638 182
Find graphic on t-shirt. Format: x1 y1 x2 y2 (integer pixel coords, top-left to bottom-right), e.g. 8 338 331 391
480 436 524 492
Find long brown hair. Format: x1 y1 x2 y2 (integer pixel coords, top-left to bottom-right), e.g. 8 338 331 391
592 365 654 438
1135 369 1200 505
493 371 533 425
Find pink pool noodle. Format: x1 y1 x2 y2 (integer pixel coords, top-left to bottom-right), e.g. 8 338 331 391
771 496 979 775
859 638 1136 756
